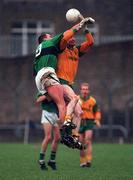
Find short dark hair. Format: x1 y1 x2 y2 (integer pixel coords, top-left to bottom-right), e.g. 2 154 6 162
80 82 90 88
38 33 47 44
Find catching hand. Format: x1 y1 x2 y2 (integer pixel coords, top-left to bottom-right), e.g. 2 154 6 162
80 17 95 26
71 17 95 32
71 23 84 32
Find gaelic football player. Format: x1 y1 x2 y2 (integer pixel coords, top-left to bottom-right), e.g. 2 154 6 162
79 83 101 167
36 93 60 170
56 24 94 136
33 18 90 125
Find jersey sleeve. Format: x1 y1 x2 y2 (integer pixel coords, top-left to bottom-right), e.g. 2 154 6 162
93 103 101 121
53 25 81 52
77 32 94 57
51 33 64 53
60 29 76 50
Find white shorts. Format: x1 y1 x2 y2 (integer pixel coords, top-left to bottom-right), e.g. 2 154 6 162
35 67 60 94
41 110 59 126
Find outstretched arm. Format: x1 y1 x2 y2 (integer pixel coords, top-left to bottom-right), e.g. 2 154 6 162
60 18 90 50
78 32 94 55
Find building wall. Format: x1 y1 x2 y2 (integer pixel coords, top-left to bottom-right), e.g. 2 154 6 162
0 0 132 36
0 41 132 124
76 41 133 110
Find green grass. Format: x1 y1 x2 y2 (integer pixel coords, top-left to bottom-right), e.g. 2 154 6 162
0 143 133 180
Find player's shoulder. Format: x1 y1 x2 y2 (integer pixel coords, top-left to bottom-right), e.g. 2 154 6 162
89 96 96 104
52 33 64 41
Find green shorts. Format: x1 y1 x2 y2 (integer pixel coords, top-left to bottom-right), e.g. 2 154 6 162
79 119 95 134
59 78 74 89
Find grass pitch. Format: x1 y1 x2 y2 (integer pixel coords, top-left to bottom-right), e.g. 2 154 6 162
0 143 133 180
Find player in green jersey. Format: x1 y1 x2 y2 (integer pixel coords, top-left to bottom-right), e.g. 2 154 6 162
36 93 60 170
36 93 84 170
34 18 89 125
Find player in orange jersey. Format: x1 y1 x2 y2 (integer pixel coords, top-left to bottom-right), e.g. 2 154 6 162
79 82 101 167
56 25 94 133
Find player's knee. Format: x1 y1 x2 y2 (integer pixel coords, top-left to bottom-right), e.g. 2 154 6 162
74 106 83 117
45 134 52 142
75 110 82 117
56 130 61 139
73 95 79 102
85 138 92 145
55 136 60 143
53 135 60 144
47 85 64 103
79 136 84 144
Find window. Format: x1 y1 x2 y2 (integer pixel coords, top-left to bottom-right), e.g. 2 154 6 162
11 20 55 56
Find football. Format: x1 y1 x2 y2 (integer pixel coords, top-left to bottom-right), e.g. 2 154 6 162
66 8 80 23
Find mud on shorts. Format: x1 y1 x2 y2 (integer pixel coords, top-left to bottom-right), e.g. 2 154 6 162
41 110 59 126
79 119 95 134
35 67 60 94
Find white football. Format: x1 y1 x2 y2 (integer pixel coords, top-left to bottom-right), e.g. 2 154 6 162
66 8 80 23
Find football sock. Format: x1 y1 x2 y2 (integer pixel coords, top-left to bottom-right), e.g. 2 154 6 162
39 152 45 161
50 151 56 161
80 156 86 165
72 132 79 137
85 155 92 162
65 115 72 122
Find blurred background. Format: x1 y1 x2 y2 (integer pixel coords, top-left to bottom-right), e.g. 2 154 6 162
0 0 133 143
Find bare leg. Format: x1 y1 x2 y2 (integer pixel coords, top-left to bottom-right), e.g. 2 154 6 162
51 125 60 151
85 130 93 163
79 133 86 166
41 123 52 153
66 95 79 117
47 84 66 124
72 103 82 136
63 85 79 121
39 123 52 170
72 115 81 136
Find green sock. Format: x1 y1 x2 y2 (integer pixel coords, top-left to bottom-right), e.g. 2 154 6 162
39 152 45 161
50 151 56 161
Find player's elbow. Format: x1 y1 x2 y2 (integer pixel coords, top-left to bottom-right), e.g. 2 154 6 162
91 38 94 45
88 36 94 46
36 99 41 104
86 33 94 46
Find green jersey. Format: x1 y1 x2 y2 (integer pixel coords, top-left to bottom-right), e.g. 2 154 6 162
37 93 58 115
33 33 63 75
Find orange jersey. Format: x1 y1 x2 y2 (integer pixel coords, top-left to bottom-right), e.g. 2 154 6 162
56 47 79 83
56 33 94 84
80 96 101 120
